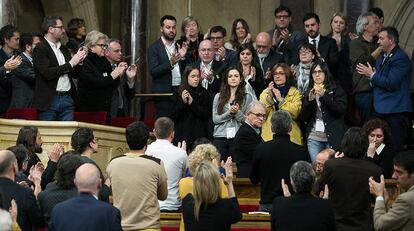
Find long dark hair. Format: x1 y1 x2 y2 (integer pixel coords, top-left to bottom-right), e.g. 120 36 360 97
230 18 251 50
178 64 203 96
16 126 41 155
217 67 246 115
308 60 335 90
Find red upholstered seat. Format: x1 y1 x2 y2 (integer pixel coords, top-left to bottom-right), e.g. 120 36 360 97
239 204 260 213
231 228 270 231
73 112 107 125
161 227 179 231
110 116 137 128
143 100 156 130
6 108 38 120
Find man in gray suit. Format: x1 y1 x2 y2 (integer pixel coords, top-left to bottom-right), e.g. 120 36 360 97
10 33 41 108
369 151 414 231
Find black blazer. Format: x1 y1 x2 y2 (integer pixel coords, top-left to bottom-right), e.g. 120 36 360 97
33 38 76 111
250 134 310 204
76 52 119 114
148 38 184 93
254 50 284 79
193 60 227 95
0 49 13 112
233 121 263 177
110 74 135 117
271 193 336 231
366 144 395 178
317 157 382 231
11 53 36 108
50 193 122 231
0 177 44 231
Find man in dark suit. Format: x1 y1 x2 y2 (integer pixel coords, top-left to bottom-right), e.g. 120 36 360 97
0 25 21 114
0 150 44 230
254 32 283 88
148 15 187 118
50 163 122 231
105 39 136 117
292 13 339 73
357 27 412 152
234 101 265 177
208 25 238 66
33 16 86 121
317 127 382 231
10 33 41 108
250 110 309 212
272 161 336 231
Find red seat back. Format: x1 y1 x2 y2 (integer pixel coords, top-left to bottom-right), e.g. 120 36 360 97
6 108 38 120
73 112 107 125
110 116 137 128
143 100 156 130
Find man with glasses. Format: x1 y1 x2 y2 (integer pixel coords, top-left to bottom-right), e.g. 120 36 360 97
33 16 87 121
267 5 306 63
254 32 283 83
233 101 266 177
208 25 237 66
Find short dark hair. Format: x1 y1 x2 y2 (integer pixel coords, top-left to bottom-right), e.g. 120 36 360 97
19 32 39 51
41 16 63 34
71 128 95 154
210 25 227 37
55 151 83 189
362 118 392 145
0 25 18 46
341 127 368 159
309 60 334 89
154 117 174 139
369 7 384 19
393 150 414 175
160 15 176 27
7 145 29 171
16 126 40 155
274 5 292 17
0 150 16 175
303 12 320 24
126 122 149 150
380 26 399 45
67 18 85 38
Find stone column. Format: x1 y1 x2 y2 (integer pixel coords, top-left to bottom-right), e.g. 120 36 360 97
0 0 17 26
68 0 99 31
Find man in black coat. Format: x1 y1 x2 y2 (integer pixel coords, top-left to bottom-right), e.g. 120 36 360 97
250 110 310 212
0 150 44 230
33 16 86 121
233 101 265 177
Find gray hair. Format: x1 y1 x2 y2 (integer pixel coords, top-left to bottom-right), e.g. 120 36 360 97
270 110 291 135
0 150 16 175
247 101 265 114
356 12 377 36
74 163 101 191
290 161 315 193
85 30 108 49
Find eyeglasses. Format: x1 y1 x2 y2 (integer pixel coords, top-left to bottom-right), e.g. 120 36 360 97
276 15 290 19
96 43 108 49
299 49 312 55
256 45 268 49
200 48 213 53
209 36 223 41
53 25 65 29
312 70 324 75
273 72 285 76
250 112 266 119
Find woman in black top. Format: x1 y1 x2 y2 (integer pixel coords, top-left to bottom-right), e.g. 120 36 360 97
182 157 242 231
172 64 212 149
363 118 395 178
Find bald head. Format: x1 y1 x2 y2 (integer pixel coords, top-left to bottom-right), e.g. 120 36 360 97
74 163 101 194
255 32 271 55
198 39 214 64
0 150 16 177
315 148 335 175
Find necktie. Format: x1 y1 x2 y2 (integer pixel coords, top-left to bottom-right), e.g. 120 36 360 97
312 39 317 49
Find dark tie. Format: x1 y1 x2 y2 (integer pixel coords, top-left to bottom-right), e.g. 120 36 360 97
312 39 317 49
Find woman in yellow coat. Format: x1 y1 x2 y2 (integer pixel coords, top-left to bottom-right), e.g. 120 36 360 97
259 63 303 145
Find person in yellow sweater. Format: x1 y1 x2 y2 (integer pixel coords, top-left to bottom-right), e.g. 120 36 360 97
259 63 303 145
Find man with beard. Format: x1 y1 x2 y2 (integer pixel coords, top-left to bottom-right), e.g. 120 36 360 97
16 126 63 189
293 13 338 73
70 127 110 201
148 15 187 118
254 32 283 84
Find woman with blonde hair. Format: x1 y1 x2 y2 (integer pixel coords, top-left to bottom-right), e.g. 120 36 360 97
182 158 242 230
177 16 204 63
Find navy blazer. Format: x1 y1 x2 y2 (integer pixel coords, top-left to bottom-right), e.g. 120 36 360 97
50 193 122 231
371 46 412 114
11 53 36 108
148 38 184 93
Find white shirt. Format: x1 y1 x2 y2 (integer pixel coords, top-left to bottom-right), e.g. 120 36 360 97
200 60 214 89
146 139 187 211
308 34 321 50
44 36 71 91
161 36 181 86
